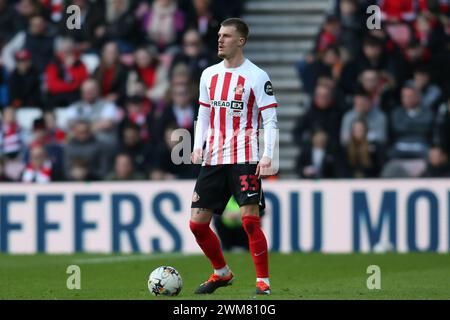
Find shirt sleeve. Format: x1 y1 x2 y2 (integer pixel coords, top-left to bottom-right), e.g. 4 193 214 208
260 106 278 159
193 106 211 151
198 70 210 108
253 71 278 111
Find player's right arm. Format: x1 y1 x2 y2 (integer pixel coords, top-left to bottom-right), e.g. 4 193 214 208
191 70 211 164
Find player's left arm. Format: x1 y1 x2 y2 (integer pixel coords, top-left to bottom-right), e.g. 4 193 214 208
254 71 278 178
256 107 278 178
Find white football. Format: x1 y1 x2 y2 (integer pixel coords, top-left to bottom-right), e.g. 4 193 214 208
148 266 183 296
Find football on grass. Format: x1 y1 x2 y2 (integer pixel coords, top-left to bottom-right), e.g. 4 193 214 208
148 266 183 296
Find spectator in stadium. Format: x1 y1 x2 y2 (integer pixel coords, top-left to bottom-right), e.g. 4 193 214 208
45 37 88 109
150 123 199 180
64 119 109 180
20 144 62 183
158 84 197 140
185 0 221 53
126 46 169 103
94 0 141 53
317 74 349 113
422 146 450 177
0 156 13 182
170 29 214 86
0 63 9 109
429 37 450 92
8 49 42 108
23 117 64 176
381 85 434 177
104 152 145 181
152 63 195 118
379 0 417 23
340 88 388 146
405 65 443 112
341 119 384 178
58 0 105 53
440 14 450 33
318 45 344 86
118 122 154 174
340 35 398 94
314 14 341 53
293 84 342 152
357 68 397 113
66 79 120 148
296 45 344 96
396 39 431 87
296 129 336 179
168 62 195 99
43 110 66 145
66 157 99 181
0 107 23 159
170 60 191 84
0 0 20 48
335 0 364 57
119 95 155 144
94 41 129 106
15 0 43 31
413 13 447 54
367 25 404 62
135 0 186 53
388 85 434 158
418 0 450 19
1 14 54 73
38 0 65 24
435 96 450 155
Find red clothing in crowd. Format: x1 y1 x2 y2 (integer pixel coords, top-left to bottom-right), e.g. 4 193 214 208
45 58 88 94
21 161 53 183
125 99 153 141
379 0 416 21
316 31 338 53
30 129 66 148
102 66 115 96
1 122 21 156
137 67 156 88
417 0 450 14
39 0 64 22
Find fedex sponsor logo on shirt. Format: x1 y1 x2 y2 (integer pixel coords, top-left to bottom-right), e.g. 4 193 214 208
211 100 244 111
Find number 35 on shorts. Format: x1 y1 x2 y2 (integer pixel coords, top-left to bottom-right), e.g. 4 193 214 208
239 175 259 191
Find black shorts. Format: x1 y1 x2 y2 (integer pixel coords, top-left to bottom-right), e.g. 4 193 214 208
191 163 265 215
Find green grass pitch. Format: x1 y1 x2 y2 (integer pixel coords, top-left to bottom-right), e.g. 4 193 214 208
0 252 449 299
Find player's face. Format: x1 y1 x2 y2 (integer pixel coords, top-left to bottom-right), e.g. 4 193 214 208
217 26 244 59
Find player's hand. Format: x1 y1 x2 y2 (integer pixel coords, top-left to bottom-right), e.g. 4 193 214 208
191 149 203 164
255 156 272 178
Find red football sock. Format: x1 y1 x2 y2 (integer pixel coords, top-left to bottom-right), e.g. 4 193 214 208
242 215 269 278
189 220 227 270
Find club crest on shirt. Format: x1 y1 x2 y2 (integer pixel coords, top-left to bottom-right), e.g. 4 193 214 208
234 84 245 96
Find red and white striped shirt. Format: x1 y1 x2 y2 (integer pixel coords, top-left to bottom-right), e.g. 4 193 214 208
196 59 278 166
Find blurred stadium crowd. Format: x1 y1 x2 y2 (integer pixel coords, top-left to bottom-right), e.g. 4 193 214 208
0 0 242 182
0 0 449 183
294 0 450 179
